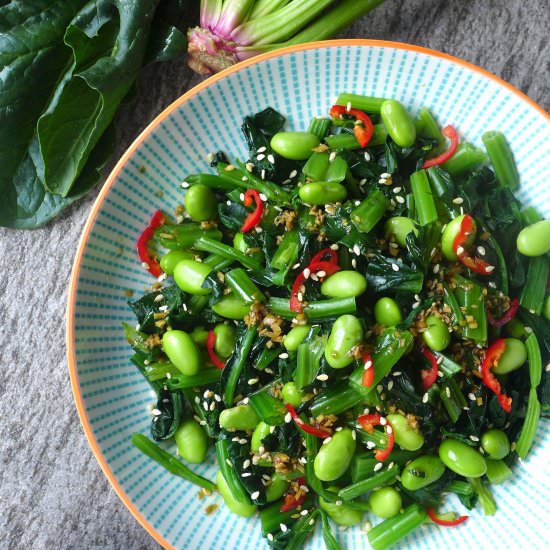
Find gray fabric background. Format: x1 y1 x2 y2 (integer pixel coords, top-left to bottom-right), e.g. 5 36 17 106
1 1 548 548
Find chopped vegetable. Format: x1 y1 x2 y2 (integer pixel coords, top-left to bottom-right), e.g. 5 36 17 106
137 210 165 277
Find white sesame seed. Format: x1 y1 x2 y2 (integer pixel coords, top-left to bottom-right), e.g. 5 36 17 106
452 197 464 205
303 267 311 279
351 430 357 440
355 200 361 206
261 169 266 179
380 417 387 426
256 153 266 161
469 435 480 442
251 491 260 500
209 402 216 411
239 192 245 201
335 500 343 506
323 437 332 445
422 392 429 403
285 412 292 423
203 401 209 411
151 408 162 416
279 352 289 359
468 392 476 401
267 533 274 542
225 458 233 467
330 243 339 250
181 181 190 188
366 441 376 449
374 463 383 472
485 265 495 273
391 263 399 271
488 281 497 288
280 523 288 533
412 301 420 309
289 169 298 178
300 509 309 516
545 363 550 372
232 436 240 442
257 146 267 153
267 154 275 164
242 397 250 405
259 193 268 202
477 245 486 256
433 264 440 274
292 262 301 269
456 246 465 255
243 459 251 469
387 381 394 391
392 187 402 194
351 258 357 268
214 394 221 402
194 396 200 404
364 152 371 162
154 294 164 303
393 371 402 377
316 374 329 381
309 519 315 526
316 270 326 278
445 387 451 398
386 426 393 435
141 262 150 269
329 151 337 162
380 173 391 178
248 378 259 385
395 195 405 204
378 178 387 184
353 244 361 256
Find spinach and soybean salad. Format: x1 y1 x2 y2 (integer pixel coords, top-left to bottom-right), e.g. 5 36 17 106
126 93 550 549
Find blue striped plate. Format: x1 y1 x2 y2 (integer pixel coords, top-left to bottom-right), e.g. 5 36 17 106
67 40 550 549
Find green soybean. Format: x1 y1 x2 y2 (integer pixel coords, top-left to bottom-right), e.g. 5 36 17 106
216 470 256 517
314 428 356 481
162 330 201 376
504 318 527 339
281 382 305 407
384 217 418 247
374 297 403 326
544 295 550 320
299 181 347 205
517 220 550 256
319 491 363 526
265 475 289 502
213 323 236 358
438 439 486 477
219 405 259 431
270 131 320 160
173 259 213 295
212 294 250 319
321 271 367 298
422 315 451 351
160 250 194 275
251 421 272 451
387 413 424 451
401 455 445 491
380 99 416 148
325 315 363 368
492 338 527 374
441 214 474 260
185 184 218 221
481 429 510 460
284 325 311 351
190 326 209 345
174 419 209 463
368 487 402 519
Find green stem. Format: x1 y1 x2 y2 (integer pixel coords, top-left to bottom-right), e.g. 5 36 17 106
225 267 266 303
215 439 252 504
268 296 357 319
223 325 257 405
516 387 541 459
338 463 399 500
520 256 549 315
320 510 342 550
482 131 519 190
194 236 262 271
410 169 438 226
350 188 388 233
309 382 363 416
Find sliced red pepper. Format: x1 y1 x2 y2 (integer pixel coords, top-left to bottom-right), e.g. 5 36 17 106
206 330 226 370
361 352 375 388
487 297 519 327
427 508 468 526
420 347 439 389
310 248 339 265
453 214 494 275
280 493 306 512
137 210 165 277
240 189 264 233
481 339 512 413
422 125 459 169
357 413 395 462
285 403 331 439
329 105 374 148
289 260 341 313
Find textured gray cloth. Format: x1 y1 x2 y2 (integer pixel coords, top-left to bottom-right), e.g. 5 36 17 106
1 1 549 548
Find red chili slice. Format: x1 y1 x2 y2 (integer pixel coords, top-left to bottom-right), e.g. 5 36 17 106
137 210 165 277
329 105 374 148
280 493 306 512
481 339 512 413
420 347 439 389
285 403 331 439
289 260 341 313
361 352 375 388
206 330 226 370
453 214 494 275
357 413 395 462
487 298 519 327
427 508 469 526
241 189 264 233
422 125 459 169
310 248 339 265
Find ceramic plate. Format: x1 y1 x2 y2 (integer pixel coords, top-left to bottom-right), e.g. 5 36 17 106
67 40 550 549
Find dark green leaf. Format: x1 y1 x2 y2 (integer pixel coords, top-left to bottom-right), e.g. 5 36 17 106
151 389 185 441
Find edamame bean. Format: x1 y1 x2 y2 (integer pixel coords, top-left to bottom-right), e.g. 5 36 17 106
299 181 347 205
319 490 363 526
438 439 486 478
162 330 200 376
324 315 363 368
481 429 510 460
265 475 289 502
212 294 250 319
504 318 527 339
314 428 356 481
384 217 418 247
321 271 367 298
380 100 416 148
174 419 209 463
173 259 212 295
216 470 256 517
270 131 320 160
422 315 451 351
219 404 259 431
374 297 403 326
492 338 527 374
516 220 550 256
213 323 236 358
441 214 475 261
191 326 209 345
281 382 305 407
368 487 402 519
185 184 218 221
401 456 445 491
544 295 550 321
387 413 425 451
160 250 194 275
251 421 271 451
283 325 311 351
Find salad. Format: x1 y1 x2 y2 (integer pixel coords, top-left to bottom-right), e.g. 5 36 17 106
125 92 550 550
